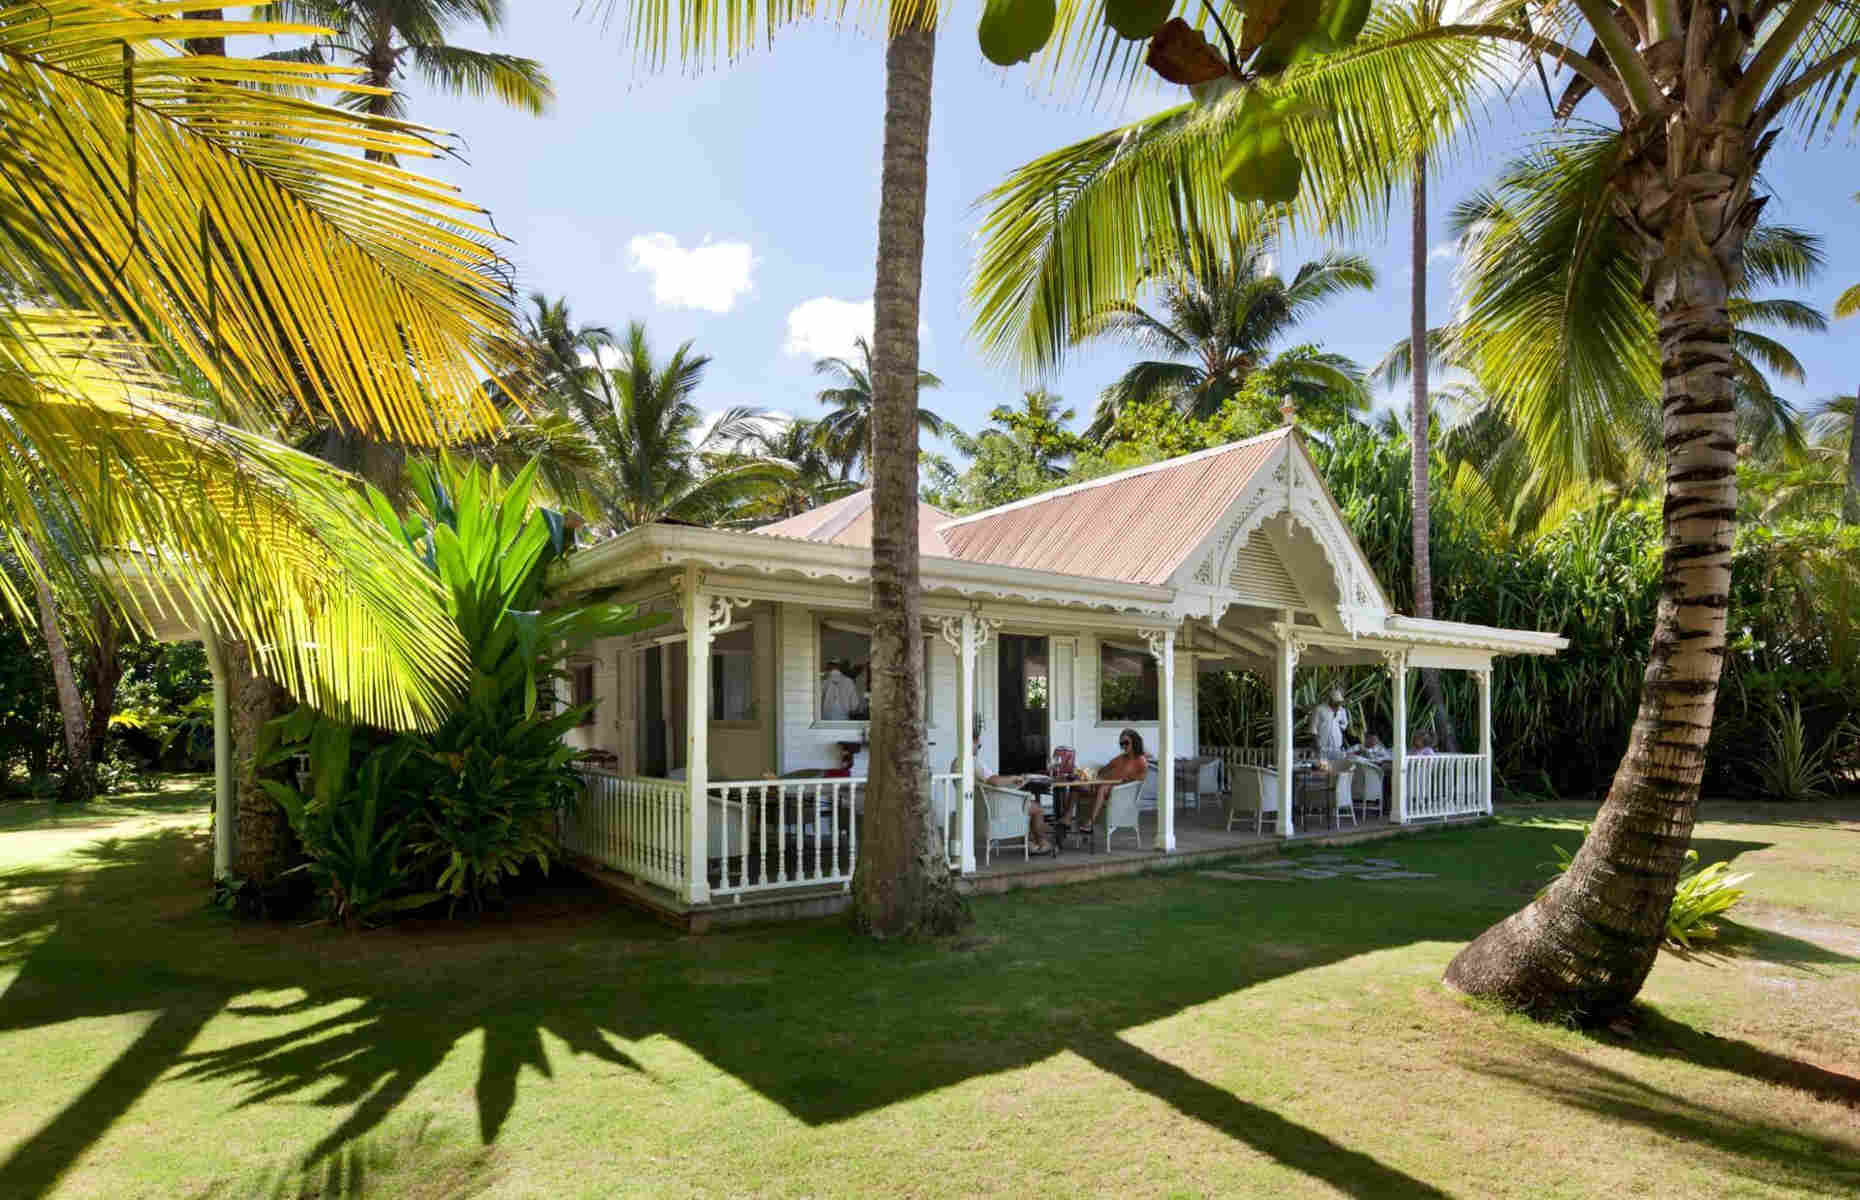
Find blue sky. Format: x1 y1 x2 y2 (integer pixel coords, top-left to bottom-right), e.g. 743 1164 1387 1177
404 7 1857 456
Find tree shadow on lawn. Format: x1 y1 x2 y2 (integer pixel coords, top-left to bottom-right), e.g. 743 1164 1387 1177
1469 1043 1860 1194
0 818 1843 1198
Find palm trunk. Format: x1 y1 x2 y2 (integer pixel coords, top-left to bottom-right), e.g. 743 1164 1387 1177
223 640 296 885
82 603 122 767
1409 153 1456 751
850 20 967 938
25 540 93 803
1445 157 1746 1023
1843 389 1860 526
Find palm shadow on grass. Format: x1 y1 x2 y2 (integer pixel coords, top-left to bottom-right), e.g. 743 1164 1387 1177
1470 1045 1860 1194
0 814 1847 1197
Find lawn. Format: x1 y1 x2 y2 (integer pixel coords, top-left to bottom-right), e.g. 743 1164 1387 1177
2 783 1857 1198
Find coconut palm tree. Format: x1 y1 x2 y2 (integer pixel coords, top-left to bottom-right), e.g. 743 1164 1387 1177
3 4 526 869
603 0 987 935
813 335 948 479
1 3 522 727
573 322 793 530
1380 134 1827 529
1079 231 1372 440
728 417 860 522
263 0 551 159
970 0 1860 1021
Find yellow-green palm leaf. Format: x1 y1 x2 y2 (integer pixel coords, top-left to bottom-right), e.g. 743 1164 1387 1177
2 313 466 729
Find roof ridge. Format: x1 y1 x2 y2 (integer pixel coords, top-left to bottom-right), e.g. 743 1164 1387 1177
938 426 1293 531
809 488 875 543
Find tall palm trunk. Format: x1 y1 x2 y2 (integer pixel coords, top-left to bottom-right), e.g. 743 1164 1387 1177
850 20 967 938
223 640 296 885
25 538 93 802
1445 136 1750 1023
1844 389 1860 525
1409 153 1455 751
82 604 121 767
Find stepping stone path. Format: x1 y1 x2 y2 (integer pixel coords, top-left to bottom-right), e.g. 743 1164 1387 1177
1200 856 1436 884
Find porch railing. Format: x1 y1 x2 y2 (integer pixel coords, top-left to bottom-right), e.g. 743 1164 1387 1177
1403 754 1487 820
564 768 688 894
707 772 969 899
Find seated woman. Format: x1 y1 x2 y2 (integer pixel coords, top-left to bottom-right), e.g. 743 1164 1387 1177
952 725 1054 854
1077 729 1150 831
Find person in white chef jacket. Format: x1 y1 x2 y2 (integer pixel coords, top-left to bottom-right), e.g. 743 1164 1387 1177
820 659 862 721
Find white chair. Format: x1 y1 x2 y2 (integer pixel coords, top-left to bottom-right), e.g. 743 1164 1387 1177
1332 769 1357 829
1139 761 1160 810
978 783 1033 865
1228 766 1280 834
1353 761 1385 820
1103 779 1144 850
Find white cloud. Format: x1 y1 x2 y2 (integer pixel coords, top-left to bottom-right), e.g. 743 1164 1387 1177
1427 240 1458 264
626 233 755 313
783 296 929 361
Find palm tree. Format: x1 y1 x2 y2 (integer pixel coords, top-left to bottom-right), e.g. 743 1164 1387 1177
977 390 1081 478
1805 396 1860 526
1386 134 1828 527
731 418 860 521
1077 231 1371 440
575 322 793 530
263 0 551 160
3 4 526 873
520 292 616 402
603 0 984 934
970 1 1860 1021
813 335 948 478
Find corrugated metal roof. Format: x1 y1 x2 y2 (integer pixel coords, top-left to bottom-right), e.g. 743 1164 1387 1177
938 429 1289 585
751 490 955 557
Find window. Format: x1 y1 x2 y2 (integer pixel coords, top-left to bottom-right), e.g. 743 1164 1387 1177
1099 641 1158 723
709 625 756 722
570 661 596 727
816 617 932 724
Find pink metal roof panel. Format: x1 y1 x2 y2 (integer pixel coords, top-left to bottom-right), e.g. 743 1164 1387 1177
751 490 954 557
938 430 1287 585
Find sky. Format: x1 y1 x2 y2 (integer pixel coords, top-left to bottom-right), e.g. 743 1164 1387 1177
393 5 1858 458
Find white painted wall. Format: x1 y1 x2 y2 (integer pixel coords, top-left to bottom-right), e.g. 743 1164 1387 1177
572 600 1196 789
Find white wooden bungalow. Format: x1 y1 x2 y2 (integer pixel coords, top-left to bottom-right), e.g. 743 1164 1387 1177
548 427 1567 920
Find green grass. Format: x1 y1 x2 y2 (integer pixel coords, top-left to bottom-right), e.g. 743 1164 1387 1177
2 783 1858 1198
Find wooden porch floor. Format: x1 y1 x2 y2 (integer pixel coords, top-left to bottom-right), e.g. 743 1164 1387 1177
568 797 1476 931
965 799 1402 885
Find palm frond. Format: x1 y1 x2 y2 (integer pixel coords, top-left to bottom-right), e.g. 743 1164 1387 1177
409 43 554 114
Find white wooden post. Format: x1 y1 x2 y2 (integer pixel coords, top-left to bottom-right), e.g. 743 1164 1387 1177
1151 628 1177 852
1274 629 1298 837
200 629 234 880
1390 649 1409 824
683 567 711 904
1477 665 1493 814
956 614 978 874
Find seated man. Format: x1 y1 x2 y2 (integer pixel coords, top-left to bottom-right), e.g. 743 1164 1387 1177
1077 728 1150 831
1352 731 1392 761
952 725 1054 854
1410 730 1438 757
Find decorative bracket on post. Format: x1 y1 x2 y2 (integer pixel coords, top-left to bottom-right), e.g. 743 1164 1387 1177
970 609 1002 651
705 593 755 637
936 615 965 655
1378 647 1408 675
1138 627 1174 662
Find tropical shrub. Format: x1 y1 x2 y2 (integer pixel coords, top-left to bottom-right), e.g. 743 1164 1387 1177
1666 853 1753 949
265 457 658 921
262 717 435 928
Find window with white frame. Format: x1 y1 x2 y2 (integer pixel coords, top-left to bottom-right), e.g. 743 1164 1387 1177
1098 640 1159 723
816 617 932 724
